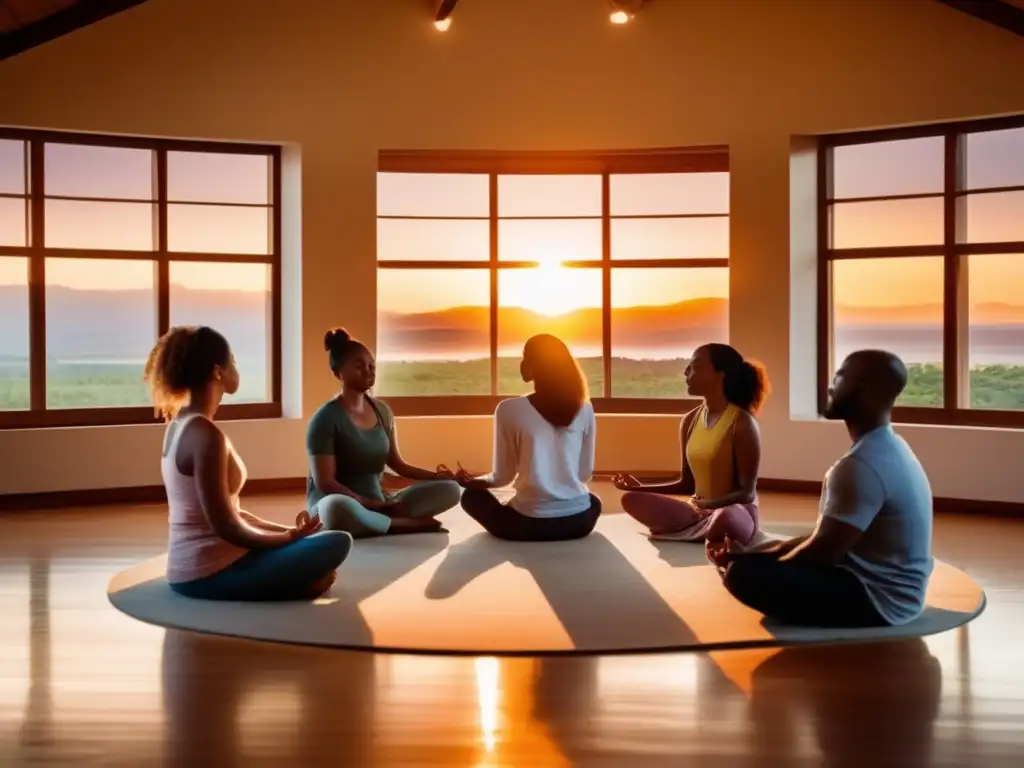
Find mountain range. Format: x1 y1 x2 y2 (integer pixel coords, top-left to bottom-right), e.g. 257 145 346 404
0 285 1022 359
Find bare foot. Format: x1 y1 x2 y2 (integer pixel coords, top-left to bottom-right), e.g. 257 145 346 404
303 570 337 599
387 517 446 535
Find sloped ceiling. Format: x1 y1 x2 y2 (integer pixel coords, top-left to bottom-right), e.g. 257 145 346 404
0 0 150 60
935 0 1024 36
0 0 1021 63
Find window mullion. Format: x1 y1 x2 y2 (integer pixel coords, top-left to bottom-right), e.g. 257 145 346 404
489 173 498 397
155 148 169 337
601 172 611 398
28 138 46 412
943 132 966 411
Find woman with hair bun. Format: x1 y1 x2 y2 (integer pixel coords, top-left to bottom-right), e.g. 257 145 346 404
305 327 462 538
614 343 771 548
144 326 352 601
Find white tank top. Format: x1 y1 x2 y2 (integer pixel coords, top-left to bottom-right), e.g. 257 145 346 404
162 414 248 583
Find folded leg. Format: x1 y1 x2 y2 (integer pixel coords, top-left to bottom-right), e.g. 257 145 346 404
722 553 886 628
621 491 704 536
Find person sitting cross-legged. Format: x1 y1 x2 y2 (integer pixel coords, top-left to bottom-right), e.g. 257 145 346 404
455 334 602 542
708 349 935 628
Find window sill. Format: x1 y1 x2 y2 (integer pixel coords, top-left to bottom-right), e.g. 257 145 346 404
0 402 282 430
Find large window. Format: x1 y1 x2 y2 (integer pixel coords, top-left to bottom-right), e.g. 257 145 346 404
0 130 281 428
819 116 1024 427
376 150 730 415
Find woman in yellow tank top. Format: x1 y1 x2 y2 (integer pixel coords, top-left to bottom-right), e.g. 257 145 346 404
614 343 770 547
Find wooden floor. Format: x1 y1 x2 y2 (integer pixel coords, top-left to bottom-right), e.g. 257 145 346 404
0 485 1021 767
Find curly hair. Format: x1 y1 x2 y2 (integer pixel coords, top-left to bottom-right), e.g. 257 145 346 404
143 326 230 420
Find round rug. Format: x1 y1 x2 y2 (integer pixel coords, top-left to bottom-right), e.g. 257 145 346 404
108 514 986 655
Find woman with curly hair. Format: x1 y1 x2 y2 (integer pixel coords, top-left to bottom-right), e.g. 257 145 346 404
145 325 352 601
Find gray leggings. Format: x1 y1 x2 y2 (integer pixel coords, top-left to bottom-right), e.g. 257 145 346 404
313 479 462 538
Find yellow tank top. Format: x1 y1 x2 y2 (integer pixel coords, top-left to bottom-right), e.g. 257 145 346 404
685 403 739 500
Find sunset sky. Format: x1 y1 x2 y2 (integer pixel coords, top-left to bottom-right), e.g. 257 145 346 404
1 129 1022 316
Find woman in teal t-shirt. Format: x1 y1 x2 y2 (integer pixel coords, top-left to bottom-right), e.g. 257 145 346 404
305 328 461 537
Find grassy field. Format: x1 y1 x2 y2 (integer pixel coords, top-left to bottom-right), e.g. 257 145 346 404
2 357 1023 411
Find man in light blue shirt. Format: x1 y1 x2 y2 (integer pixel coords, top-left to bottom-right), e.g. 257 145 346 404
708 350 934 627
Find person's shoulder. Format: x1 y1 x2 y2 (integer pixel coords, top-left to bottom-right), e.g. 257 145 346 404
495 396 525 415
733 406 759 432
308 398 342 425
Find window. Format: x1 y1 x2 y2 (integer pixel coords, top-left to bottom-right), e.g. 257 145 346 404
0 130 281 428
376 149 729 415
819 117 1024 427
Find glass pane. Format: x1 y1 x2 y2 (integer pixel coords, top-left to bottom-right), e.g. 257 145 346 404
831 257 944 407
967 254 1024 411
498 175 601 217
170 261 271 403
497 266 602 395
498 219 601 263
966 127 1024 191
831 198 944 249
45 199 155 251
0 256 29 410
612 217 728 260
377 218 488 262
610 172 729 215
45 258 156 409
610 268 728 398
168 151 270 205
964 191 1024 243
376 269 490 396
0 140 25 195
168 204 269 254
832 137 944 199
45 143 153 200
0 197 27 247
377 173 489 218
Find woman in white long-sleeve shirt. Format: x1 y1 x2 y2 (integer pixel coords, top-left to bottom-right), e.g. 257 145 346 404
454 334 601 541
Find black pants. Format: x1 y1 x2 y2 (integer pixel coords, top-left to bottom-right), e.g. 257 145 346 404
461 488 602 542
722 553 887 628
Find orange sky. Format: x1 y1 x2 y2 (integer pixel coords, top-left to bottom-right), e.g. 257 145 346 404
2 148 1022 312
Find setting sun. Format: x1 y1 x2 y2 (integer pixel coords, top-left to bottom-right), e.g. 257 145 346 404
500 262 600 317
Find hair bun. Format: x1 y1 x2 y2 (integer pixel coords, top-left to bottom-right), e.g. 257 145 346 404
324 327 351 351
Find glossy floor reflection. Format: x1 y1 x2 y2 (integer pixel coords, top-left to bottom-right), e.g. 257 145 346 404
0 488 1022 766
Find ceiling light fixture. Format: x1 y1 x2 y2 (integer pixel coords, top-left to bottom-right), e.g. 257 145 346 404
609 0 646 25
435 0 458 31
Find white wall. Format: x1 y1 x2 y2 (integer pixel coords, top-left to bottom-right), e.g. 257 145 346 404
1 0 1024 501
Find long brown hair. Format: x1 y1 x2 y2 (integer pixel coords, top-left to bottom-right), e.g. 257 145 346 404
522 334 588 428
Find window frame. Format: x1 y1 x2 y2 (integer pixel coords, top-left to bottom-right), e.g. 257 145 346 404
0 128 282 429
377 148 730 417
818 114 1024 429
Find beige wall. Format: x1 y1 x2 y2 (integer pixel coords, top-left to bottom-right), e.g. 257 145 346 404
2 0 1024 501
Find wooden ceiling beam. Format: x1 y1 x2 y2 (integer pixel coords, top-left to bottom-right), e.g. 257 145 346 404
935 0 1024 38
0 0 151 61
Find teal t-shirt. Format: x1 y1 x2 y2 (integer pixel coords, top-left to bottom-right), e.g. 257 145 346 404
305 397 395 511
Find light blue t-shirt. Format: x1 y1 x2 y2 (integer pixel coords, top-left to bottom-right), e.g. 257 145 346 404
818 424 934 626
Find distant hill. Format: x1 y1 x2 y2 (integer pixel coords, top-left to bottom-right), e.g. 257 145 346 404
1 285 1022 360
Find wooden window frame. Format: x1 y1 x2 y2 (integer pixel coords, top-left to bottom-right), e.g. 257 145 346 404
0 128 282 429
377 147 730 417
818 115 1024 429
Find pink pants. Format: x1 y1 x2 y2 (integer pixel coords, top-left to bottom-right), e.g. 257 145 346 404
620 491 759 545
